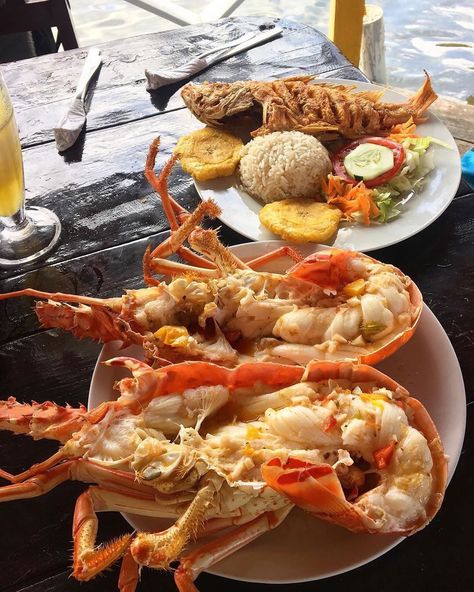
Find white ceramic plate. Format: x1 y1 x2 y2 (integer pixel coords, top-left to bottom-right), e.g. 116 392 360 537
88 241 465 584
194 79 461 252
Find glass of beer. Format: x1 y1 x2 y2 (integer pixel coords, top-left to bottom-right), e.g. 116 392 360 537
0 70 61 267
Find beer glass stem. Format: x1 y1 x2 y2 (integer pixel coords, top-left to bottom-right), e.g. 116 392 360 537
0 205 27 230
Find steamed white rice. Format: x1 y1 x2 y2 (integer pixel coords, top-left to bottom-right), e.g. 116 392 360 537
238 131 332 204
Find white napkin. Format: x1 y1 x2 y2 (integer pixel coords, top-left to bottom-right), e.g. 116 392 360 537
145 27 283 91
145 57 208 91
54 48 102 152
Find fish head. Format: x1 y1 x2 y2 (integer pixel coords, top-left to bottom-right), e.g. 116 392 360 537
181 81 256 127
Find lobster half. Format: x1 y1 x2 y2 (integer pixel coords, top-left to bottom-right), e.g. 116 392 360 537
0 141 422 369
0 360 447 592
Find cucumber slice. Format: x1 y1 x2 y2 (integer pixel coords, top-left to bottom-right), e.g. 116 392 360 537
344 143 394 181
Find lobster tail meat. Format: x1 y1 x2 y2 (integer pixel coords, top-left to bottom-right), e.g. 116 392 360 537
110 356 304 409
262 361 447 535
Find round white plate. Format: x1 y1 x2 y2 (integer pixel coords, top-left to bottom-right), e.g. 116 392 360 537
88 241 465 584
194 78 461 252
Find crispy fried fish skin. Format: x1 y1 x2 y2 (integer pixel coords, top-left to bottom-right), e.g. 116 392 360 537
182 73 437 140
259 199 342 243
174 127 243 181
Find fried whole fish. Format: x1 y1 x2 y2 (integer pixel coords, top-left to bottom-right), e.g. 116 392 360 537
181 73 437 140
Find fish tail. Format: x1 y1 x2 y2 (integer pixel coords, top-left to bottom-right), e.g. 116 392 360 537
409 71 438 120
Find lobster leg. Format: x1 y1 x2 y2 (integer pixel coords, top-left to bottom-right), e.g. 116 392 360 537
73 487 132 581
130 482 215 569
149 200 220 261
1 450 66 484
0 461 74 501
189 228 250 273
145 139 218 274
0 468 14 482
144 138 250 280
119 549 140 592
144 200 222 283
143 246 219 285
174 505 292 592
145 138 188 230
245 245 303 269
0 288 120 309
0 456 155 503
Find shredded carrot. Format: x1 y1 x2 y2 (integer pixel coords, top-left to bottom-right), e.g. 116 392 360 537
388 117 418 142
321 174 379 225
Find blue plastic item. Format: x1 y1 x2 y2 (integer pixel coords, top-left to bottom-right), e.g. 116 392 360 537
461 148 474 189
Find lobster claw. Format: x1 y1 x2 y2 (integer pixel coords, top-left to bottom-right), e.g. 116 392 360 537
261 457 370 533
287 249 358 291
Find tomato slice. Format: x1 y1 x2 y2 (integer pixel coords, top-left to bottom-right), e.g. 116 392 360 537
331 137 405 188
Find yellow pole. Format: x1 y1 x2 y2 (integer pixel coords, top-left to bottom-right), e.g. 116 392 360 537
329 0 365 66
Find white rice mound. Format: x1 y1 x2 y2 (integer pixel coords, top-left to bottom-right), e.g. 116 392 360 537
238 131 332 204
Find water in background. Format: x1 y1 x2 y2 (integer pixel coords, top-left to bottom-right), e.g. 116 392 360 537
69 0 473 102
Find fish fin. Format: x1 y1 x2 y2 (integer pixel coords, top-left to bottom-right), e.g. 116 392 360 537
315 83 357 93
409 71 438 120
356 90 386 103
297 123 341 133
282 75 315 84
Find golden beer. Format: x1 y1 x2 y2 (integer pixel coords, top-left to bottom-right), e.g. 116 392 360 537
0 102 24 218
0 70 60 266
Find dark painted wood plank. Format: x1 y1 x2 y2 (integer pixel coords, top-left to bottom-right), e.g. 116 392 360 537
0 108 204 281
2 17 363 148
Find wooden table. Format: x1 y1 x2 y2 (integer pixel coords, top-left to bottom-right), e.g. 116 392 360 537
0 16 472 592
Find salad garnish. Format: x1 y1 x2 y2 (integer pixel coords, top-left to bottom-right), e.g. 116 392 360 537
323 118 450 224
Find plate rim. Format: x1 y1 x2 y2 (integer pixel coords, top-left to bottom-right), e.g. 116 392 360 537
194 77 461 252
87 241 466 584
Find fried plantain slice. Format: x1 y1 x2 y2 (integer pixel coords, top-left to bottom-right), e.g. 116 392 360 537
259 198 342 243
175 127 243 181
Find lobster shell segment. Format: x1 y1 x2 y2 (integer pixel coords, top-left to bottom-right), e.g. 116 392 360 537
111 357 305 410
262 458 372 533
0 397 87 442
